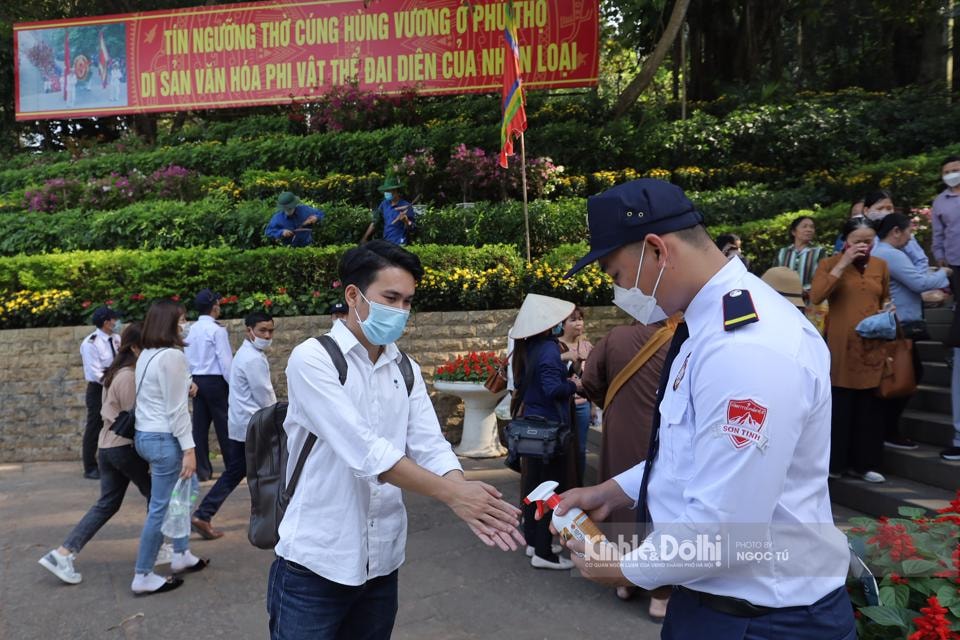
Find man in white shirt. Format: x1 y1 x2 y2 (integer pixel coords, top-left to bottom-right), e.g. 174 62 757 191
268 240 524 640
192 311 277 540
184 288 234 482
554 180 855 638
79 306 121 480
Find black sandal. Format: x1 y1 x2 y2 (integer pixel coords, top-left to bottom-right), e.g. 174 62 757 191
133 576 184 596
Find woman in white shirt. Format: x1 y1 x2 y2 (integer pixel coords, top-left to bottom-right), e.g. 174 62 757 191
132 300 208 595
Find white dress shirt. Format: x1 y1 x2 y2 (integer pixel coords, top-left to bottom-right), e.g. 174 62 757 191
614 258 849 607
275 320 462 586
227 340 276 442
183 315 233 378
80 329 120 383
134 348 195 450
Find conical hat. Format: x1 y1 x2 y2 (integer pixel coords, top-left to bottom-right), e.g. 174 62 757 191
509 294 576 340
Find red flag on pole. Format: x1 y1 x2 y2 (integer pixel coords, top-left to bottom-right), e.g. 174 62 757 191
98 31 110 88
63 30 70 102
499 2 527 169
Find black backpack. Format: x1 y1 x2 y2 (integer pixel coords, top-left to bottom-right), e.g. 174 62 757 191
245 335 415 549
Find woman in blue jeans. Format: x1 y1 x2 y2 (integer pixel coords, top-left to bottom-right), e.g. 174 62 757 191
132 300 208 595
39 323 154 585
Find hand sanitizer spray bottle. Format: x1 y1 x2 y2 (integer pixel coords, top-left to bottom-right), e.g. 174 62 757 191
524 480 606 546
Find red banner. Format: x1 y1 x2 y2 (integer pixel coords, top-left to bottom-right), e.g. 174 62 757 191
14 0 599 121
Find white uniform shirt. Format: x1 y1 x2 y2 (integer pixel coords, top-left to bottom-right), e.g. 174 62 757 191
614 258 849 607
134 348 195 450
80 328 120 383
183 315 233 378
276 320 462 586
227 340 276 442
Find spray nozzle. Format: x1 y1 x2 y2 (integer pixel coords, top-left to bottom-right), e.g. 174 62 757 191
523 480 562 520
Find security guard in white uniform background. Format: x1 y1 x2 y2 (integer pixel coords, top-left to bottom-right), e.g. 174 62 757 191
79 306 121 480
555 179 855 639
184 288 234 483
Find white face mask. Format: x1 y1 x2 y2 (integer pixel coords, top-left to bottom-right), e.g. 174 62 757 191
612 243 668 325
252 337 272 350
944 172 960 188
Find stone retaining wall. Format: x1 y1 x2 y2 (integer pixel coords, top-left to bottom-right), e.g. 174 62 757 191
0 306 628 462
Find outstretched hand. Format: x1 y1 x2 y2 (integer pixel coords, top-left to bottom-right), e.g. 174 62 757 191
446 480 525 551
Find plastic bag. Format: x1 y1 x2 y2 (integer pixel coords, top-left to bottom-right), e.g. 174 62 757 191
161 477 199 538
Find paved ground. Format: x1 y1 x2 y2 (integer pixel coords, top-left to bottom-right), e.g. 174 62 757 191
0 458 665 640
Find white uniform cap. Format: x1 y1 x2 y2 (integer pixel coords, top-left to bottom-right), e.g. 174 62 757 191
508 294 576 340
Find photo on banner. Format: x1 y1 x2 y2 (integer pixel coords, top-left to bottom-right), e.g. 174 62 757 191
13 0 598 121
18 24 128 114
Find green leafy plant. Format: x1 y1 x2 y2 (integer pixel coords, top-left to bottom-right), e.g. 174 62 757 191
846 493 960 639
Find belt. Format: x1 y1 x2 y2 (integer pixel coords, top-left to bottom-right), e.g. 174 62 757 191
677 586 784 618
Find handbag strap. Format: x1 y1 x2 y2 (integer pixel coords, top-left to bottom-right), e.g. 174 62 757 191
132 348 169 409
603 316 680 409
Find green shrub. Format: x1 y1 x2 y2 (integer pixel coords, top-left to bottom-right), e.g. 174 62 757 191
0 243 523 328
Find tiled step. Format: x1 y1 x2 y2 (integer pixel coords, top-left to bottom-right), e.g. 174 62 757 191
908 384 951 415
921 362 950 388
882 442 960 491
927 322 951 343
917 340 950 364
901 409 958 448
924 306 954 324
828 473 953 519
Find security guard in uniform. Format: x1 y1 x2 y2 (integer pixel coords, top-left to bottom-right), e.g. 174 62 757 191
79 306 121 479
184 288 234 484
555 180 855 639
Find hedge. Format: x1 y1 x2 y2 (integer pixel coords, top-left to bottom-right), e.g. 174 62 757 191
5 88 960 196
0 243 616 329
0 197 590 257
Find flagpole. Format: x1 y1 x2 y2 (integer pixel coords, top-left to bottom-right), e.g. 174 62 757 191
520 132 531 263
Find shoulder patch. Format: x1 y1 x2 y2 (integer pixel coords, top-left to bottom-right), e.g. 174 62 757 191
87 334 97 341
722 289 759 331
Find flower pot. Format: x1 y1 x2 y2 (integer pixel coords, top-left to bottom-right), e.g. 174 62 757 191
432 380 507 458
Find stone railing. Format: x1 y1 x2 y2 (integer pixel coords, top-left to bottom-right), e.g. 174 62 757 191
0 306 628 462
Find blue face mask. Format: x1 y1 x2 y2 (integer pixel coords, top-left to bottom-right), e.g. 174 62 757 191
551 322 564 337
356 291 410 345
383 192 392 201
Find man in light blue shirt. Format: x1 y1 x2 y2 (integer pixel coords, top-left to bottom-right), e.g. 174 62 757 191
184 288 234 483
192 311 276 540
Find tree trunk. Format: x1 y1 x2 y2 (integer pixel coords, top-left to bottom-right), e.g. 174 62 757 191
612 0 693 119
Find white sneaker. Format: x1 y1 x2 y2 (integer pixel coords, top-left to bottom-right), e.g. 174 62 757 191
530 555 575 570
155 542 174 566
39 550 82 584
526 544 563 557
861 471 886 483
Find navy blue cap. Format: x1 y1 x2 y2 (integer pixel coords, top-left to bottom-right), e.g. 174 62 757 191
329 302 348 315
565 179 704 277
91 305 119 327
195 288 221 308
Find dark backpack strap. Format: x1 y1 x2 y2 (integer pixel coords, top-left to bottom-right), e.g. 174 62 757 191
398 352 415 396
283 336 349 501
315 335 348 384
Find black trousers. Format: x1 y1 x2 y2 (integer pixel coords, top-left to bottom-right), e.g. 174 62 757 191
520 453 569 560
830 387 884 475
63 445 151 552
82 382 103 474
191 375 230 482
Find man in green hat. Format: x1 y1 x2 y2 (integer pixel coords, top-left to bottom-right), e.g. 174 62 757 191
265 191 325 247
361 174 415 246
